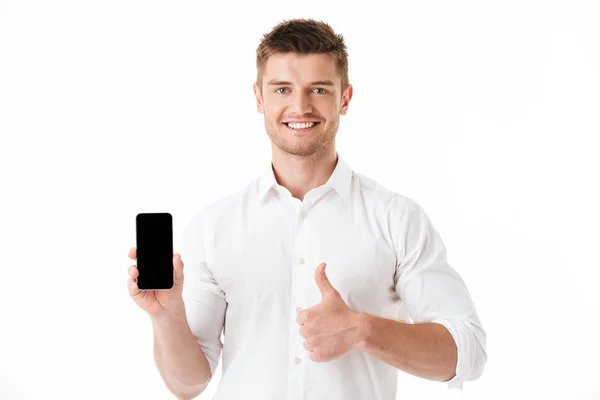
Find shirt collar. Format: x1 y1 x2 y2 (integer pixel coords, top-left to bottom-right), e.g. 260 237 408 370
257 151 353 205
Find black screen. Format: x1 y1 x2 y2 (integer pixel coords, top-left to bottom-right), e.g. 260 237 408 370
136 213 173 290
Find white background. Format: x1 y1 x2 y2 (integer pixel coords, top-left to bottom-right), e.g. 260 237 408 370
1 0 599 399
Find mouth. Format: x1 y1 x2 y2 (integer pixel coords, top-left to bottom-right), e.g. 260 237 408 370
282 121 321 135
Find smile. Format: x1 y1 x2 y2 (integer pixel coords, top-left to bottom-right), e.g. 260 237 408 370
282 121 320 135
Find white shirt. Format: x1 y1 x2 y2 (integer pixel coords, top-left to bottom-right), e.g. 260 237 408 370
180 152 487 400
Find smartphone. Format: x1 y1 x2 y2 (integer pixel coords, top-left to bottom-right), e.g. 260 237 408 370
135 212 174 290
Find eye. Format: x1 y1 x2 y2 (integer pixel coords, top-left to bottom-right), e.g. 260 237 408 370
313 88 327 94
275 88 289 94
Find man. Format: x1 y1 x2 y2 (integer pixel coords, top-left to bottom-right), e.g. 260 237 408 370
127 18 487 400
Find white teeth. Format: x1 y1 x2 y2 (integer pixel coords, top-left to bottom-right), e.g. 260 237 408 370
286 122 316 129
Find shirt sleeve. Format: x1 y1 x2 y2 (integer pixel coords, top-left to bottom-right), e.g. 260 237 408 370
179 209 227 380
392 197 487 389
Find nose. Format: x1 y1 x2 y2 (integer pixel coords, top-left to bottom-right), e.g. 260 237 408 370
289 91 313 115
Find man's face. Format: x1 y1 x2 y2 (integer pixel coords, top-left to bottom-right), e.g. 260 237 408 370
253 52 352 157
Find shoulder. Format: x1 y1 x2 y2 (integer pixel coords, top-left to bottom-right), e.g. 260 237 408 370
352 171 420 217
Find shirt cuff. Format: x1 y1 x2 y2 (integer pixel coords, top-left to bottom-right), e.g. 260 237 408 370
431 317 468 390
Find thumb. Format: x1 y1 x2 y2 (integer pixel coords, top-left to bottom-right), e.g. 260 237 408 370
315 263 336 296
173 253 184 287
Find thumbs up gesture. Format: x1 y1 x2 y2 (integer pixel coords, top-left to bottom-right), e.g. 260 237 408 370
296 263 366 362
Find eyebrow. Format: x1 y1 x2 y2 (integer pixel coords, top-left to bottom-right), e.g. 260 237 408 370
266 79 336 86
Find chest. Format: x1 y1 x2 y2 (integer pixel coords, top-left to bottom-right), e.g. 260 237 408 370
209 205 399 313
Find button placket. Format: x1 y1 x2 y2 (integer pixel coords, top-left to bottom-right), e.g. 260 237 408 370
291 205 310 373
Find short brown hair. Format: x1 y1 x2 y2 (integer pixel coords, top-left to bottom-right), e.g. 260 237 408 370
256 18 349 96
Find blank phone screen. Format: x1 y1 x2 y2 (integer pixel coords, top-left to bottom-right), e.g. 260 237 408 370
136 213 173 290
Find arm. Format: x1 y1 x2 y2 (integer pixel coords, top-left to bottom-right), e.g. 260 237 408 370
354 314 457 382
153 208 226 398
381 197 487 388
152 308 212 400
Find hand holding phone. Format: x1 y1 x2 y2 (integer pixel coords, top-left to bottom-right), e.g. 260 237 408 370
127 213 185 317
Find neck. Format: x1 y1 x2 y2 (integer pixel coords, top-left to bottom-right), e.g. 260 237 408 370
270 144 338 201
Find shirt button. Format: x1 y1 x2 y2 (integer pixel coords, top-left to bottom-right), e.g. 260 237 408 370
300 211 306 219
295 357 302 364
299 258 305 265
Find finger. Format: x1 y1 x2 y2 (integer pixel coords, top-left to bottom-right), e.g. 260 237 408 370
127 277 141 297
315 263 336 296
128 265 139 279
173 253 184 276
173 253 183 269
128 247 137 260
297 312 305 326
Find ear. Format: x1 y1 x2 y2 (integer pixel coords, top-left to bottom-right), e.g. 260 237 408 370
340 83 353 115
253 82 264 114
